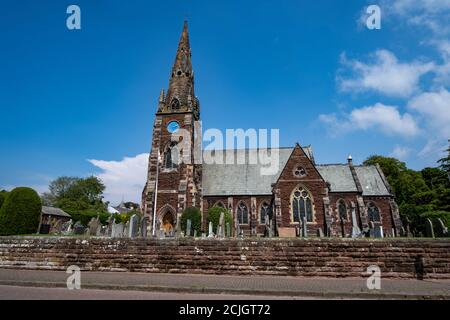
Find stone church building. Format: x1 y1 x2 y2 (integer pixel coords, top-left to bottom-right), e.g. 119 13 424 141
142 22 403 238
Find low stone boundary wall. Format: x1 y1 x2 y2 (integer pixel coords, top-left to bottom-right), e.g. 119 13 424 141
0 237 449 279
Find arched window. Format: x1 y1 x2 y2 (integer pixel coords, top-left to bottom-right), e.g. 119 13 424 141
171 98 180 111
237 202 249 225
164 143 179 169
338 200 347 220
214 201 225 209
260 202 271 224
368 203 381 223
291 186 314 223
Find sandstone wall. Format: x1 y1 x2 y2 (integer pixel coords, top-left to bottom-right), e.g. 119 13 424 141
0 237 449 279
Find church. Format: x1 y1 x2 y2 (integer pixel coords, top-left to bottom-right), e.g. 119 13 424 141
142 22 404 238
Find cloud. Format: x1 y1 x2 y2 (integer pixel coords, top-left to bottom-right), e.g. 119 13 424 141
319 103 420 137
338 50 434 98
88 153 149 205
381 0 450 35
389 145 412 160
408 88 450 138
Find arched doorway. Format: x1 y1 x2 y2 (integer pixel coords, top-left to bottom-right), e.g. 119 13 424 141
158 206 176 236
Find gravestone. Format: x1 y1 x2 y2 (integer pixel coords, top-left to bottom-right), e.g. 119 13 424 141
193 230 197 238
374 225 383 238
111 222 124 238
105 217 113 237
369 221 375 237
425 218 435 238
186 219 192 237
208 221 214 238
123 221 130 238
88 217 100 236
317 228 324 238
61 219 73 235
129 214 139 238
268 219 273 238
351 209 361 238
435 218 448 237
301 216 308 238
218 212 225 238
226 222 231 238
236 223 241 238
140 217 148 238
73 221 85 235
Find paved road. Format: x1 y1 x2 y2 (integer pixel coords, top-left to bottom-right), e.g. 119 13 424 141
0 285 314 300
0 269 448 299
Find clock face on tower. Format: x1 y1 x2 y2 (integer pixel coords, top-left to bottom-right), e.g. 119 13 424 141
167 121 180 133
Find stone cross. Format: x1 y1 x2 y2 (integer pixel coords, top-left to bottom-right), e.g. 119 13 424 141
351 207 361 238
301 216 307 238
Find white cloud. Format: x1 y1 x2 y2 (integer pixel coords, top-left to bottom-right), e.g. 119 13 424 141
408 88 450 138
389 145 412 160
88 153 149 205
319 103 420 137
338 50 434 98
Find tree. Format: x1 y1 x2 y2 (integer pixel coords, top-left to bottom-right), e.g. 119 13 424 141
0 190 8 209
363 155 407 183
0 187 42 236
207 206 233 234
180 207 201 235
438 140 450 174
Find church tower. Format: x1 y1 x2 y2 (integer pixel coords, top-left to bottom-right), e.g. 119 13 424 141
142 21 202 236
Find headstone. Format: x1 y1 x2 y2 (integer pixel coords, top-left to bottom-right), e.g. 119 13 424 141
425 218 435 238
123 221 130 238
374 225 383 238
218 212 225 238
61 219 73 235
369 221 375 237
111 222 124 238
193 230 197 238
301 216 308 238
317 228 324 238
140 217 148 238
73 221 85 235
129 214 139 238
186 219 192 237
351 208 361 238
104 217 113 237
268 219 273 238
87 217 101 236
208 221 214 238
436 218 449 237
278 227 296 238
226 222 231 238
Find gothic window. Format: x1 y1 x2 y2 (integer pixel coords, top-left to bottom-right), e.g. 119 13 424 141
367 203 381 223
171 98 180 111
214 201 225 209
164 143 179 169
260 202 271 224
338 200 347 220
294 166 306 177
291 186 314 223
237 202 249 225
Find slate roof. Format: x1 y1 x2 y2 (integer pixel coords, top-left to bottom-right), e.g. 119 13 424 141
41 206 71 218
202 148 392 197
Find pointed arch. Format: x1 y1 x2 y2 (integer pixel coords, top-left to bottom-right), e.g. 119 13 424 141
259 201 271 224
367 202 381 223
236 201 249 225
170 98 180 111
290 185 315 223
163 142 179 169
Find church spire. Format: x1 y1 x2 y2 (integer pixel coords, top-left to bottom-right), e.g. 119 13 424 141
160 20 199 118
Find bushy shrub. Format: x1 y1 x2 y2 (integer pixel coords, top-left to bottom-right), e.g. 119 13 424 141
67 209 110 226
180 207 201 235
0 187 42 236
0 191 8 209
207 206 232 234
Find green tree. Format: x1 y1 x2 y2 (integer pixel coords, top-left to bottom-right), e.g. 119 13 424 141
363 155 407 184
207 206 233 234
438 140 450 174
0 190 8 209
180 207 201 235
0 187 42 236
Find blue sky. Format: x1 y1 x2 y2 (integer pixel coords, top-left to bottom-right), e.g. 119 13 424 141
1 0 449 203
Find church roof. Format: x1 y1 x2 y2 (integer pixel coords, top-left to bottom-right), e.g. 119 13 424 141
41 206 71 218
202 148 392 197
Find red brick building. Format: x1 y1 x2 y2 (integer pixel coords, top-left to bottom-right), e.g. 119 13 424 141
142 22 403 238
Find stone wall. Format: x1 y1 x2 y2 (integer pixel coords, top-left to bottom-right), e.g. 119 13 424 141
0 237 449 279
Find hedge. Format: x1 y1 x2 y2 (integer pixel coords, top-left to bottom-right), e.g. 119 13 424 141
207 206 233 234
180 207 201 235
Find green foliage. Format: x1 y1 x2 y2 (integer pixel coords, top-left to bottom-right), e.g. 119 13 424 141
67 209 110 227
207 206 233 234
0 187 42 236
420 211 450 228
112 210 141 225
0 190 8 209
180 207 201 234
438 141 450 173
364 154 450 235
